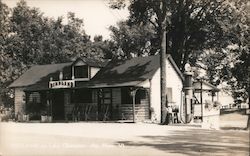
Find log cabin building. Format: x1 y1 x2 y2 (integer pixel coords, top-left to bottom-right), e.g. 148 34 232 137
9 54 187 123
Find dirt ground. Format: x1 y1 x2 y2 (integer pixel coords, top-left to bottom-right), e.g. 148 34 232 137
0 122 249 156
220 110 249 130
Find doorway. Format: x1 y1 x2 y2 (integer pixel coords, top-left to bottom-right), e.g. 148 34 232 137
52 90 65 120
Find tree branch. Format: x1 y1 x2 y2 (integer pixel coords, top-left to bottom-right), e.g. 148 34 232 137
148 18 158 30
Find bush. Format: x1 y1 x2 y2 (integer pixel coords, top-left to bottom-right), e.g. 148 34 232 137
0 106 15 122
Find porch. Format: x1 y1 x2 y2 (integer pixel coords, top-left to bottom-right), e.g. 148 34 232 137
24 87 150 122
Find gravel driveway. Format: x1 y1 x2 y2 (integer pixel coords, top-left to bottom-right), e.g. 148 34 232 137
0 122 249 156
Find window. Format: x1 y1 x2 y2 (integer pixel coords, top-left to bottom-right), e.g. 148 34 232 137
137 89 146 100
74 65 89 78
121 88 144 104
28 92 41 103
166 88 173 103
98 89 112 105
121 88 132 104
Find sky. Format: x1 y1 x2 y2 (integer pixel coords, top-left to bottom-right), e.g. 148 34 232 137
2 0 129 40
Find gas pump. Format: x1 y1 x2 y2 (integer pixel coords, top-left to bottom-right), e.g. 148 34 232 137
183 63 193 123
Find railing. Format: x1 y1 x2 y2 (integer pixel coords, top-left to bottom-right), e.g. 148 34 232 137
193 103 220 117
49 80 75 88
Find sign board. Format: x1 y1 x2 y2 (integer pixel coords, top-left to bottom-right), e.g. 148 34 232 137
49 80 75 89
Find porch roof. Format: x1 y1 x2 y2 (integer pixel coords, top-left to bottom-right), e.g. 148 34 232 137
23 80 146 92
75 80 146 89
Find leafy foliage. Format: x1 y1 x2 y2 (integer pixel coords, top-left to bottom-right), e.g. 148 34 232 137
0 0 107 107
109 0 249 102
109 21 157 59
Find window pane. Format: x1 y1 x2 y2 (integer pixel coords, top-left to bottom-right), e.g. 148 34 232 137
121 88 132 104
104 92 111 98
74 65 88 78
29 92 41 103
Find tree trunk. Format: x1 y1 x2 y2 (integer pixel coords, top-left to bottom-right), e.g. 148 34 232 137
160 31 167 124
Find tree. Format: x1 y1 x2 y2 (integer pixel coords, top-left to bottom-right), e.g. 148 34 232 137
110 0 247 69
192 0 249 99
109 21 156 59
0 0 13 107
110 0 171 124
0 0 106 107
109 0 249 123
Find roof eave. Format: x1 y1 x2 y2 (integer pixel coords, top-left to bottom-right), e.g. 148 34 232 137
167 55 185 81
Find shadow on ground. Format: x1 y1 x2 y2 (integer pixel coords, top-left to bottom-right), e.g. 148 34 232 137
117 128 249 156
220 127 247 130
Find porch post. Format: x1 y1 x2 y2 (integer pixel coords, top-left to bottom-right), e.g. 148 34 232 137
46 91 52 117
212 91 214 102
132 90 136 123
131 88 139 123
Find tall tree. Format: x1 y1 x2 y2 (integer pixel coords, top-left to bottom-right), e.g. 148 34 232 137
0 0 106 107
191 0 249 102
110 0 171 124
0 0 13 106
109 0 248 70
109 0 249 123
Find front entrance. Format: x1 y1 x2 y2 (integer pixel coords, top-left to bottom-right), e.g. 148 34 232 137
52 90 65 120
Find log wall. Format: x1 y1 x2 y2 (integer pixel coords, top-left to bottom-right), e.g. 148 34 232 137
120 99 150 121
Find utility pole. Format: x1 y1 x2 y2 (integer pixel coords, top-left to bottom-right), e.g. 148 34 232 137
200 79 203 122
247 66 250 130
160 31 167 124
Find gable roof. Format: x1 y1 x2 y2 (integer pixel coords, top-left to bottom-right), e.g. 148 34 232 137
92 55 160 82
73 57 109 68
93 54 184 82
9 54 184 90
76 54 184 88
9 58 109 88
